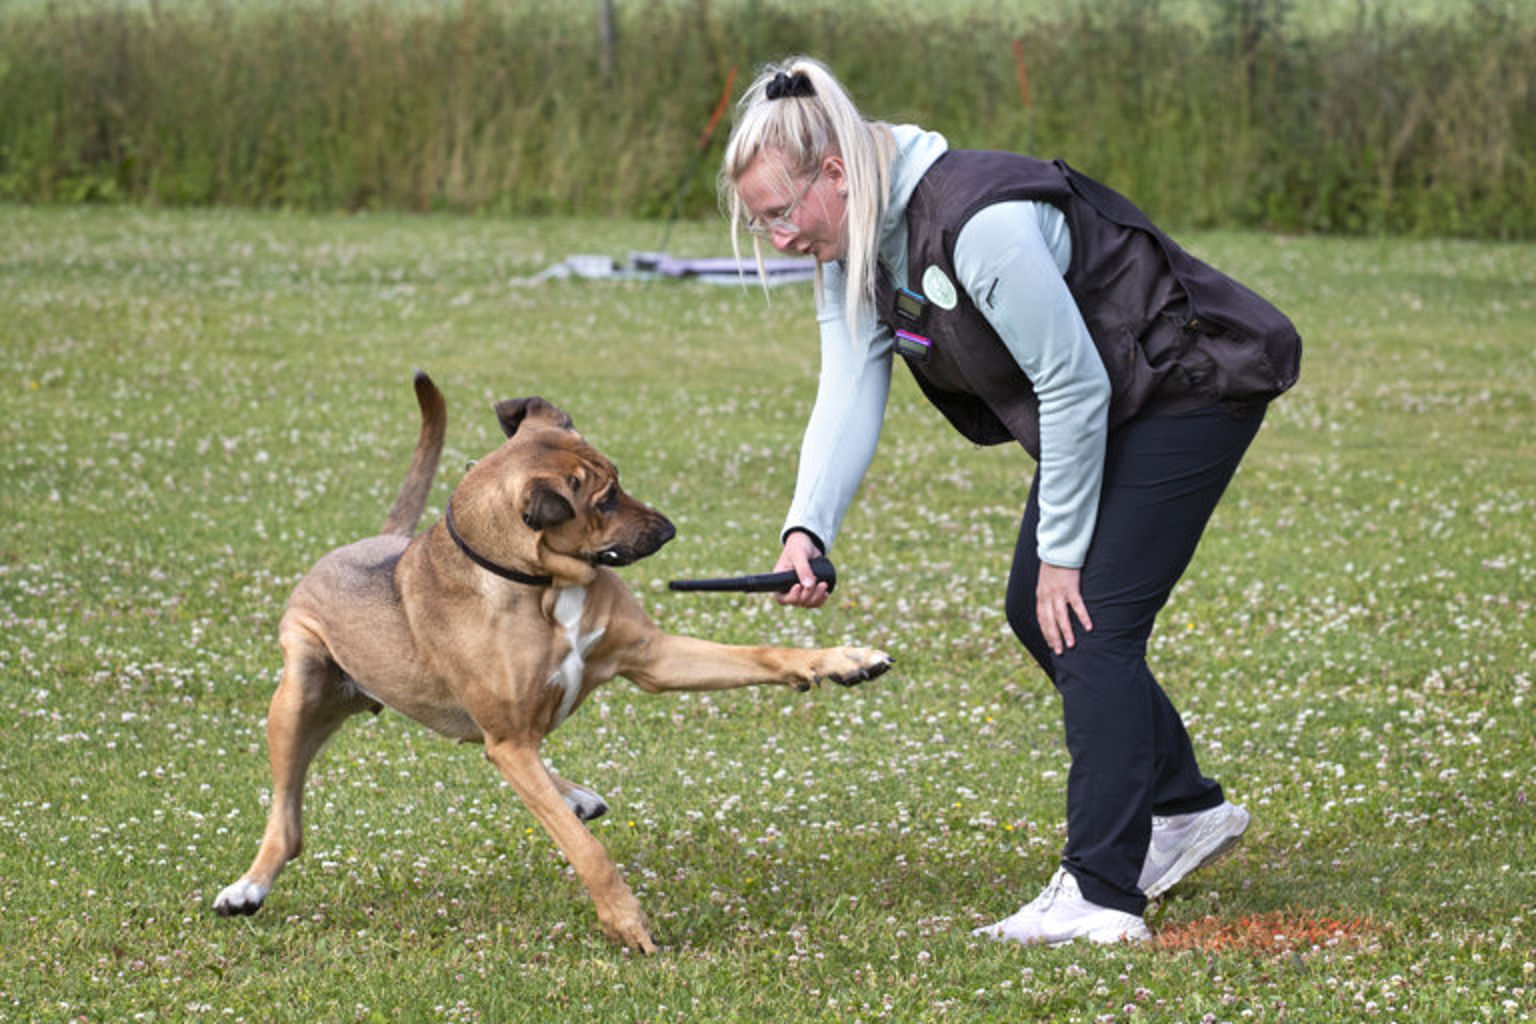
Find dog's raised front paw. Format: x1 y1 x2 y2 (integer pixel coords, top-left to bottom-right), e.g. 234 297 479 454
819 647 893 688
213 878 269 917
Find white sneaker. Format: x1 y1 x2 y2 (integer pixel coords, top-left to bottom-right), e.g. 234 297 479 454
973 868 1151 947
1138 800 1250 899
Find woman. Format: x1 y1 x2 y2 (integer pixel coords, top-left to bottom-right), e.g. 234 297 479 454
719 57 1300 945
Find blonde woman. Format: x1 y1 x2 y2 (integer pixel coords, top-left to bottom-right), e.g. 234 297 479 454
719 57 1301 946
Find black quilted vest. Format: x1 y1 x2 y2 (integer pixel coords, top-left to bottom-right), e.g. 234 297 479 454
876 151 1301 458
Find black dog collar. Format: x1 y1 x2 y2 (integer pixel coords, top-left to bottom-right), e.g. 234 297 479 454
444 504 554 587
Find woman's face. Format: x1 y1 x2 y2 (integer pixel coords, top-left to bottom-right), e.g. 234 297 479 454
735 150 847 263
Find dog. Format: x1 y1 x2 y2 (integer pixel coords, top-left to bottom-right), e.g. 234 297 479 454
213 372 891 952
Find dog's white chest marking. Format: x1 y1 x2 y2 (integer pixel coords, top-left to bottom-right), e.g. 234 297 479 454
548 586 604 727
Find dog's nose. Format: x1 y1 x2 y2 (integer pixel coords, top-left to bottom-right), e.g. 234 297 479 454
628 513 675 561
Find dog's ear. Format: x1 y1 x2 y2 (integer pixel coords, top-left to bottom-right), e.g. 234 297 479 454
522 478 576 531
495 397 575 439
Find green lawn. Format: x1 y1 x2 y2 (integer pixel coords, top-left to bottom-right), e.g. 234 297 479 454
2 205 1533 1022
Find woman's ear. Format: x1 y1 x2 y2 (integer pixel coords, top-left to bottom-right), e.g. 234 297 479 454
823 154 848 196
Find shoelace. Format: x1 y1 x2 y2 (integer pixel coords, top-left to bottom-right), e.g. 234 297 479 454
1023 868 1071 914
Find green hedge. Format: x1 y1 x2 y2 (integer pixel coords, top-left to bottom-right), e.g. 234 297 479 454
2 0 1533 236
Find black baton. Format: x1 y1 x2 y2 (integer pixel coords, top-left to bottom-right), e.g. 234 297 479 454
668 557 837 594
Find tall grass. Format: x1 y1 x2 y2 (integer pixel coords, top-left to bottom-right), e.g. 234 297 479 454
0 0 1533 236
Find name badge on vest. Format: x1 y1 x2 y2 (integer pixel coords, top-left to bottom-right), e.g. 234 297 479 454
922 265 959 311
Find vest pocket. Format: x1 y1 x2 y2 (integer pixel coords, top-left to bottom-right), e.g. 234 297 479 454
1180 321 1283 403
1107 324 1168 413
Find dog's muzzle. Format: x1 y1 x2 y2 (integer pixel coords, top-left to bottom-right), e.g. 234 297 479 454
594 516 676 567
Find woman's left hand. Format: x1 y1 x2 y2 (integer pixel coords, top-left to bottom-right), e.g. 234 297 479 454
1037 562 1093 656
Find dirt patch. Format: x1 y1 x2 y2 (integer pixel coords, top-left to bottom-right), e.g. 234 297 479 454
1154 911 1378 954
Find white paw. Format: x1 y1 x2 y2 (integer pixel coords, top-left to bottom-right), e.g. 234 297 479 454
213 878 269 917
563 784 609 822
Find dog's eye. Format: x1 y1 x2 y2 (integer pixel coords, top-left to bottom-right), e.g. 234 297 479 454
597 490 620 513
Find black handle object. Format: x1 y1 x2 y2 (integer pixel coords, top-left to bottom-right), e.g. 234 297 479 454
668 557 837 594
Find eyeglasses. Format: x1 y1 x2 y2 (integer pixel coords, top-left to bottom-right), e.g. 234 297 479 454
744 166 822 238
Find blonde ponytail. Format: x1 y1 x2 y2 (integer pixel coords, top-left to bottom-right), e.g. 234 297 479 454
719 56 894 342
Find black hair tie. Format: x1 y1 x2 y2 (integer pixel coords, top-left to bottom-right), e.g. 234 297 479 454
765 70 815 100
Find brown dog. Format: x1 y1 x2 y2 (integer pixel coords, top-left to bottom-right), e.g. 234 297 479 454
213 373 891 952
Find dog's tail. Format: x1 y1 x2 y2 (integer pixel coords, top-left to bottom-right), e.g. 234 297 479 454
380 371 448 537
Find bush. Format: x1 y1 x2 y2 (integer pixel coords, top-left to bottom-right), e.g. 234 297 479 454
0 0 1532 236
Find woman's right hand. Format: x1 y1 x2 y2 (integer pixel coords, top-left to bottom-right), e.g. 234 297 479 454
774 531 830 608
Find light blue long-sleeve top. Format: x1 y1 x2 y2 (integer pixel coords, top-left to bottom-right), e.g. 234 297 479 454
782 125 1111 568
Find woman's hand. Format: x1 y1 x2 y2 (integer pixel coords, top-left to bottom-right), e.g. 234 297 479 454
1037 562 1093 656
774 532 830 608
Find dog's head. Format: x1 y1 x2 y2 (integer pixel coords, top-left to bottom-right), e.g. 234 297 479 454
453 397 675 585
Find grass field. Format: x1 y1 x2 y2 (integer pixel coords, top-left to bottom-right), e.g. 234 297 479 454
2 205 1533 1022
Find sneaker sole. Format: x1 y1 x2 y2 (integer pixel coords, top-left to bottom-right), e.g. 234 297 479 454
976 917 1151 948
1144 807 1250 900
1048 923 1152 948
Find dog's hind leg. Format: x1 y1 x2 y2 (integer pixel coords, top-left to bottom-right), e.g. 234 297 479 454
483 737 655 953
214 624 377 916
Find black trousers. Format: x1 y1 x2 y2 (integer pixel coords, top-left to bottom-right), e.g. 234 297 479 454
1004 403 1267 916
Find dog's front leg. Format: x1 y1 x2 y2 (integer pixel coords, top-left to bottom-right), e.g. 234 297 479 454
483 737 656 953
623 634 891 694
